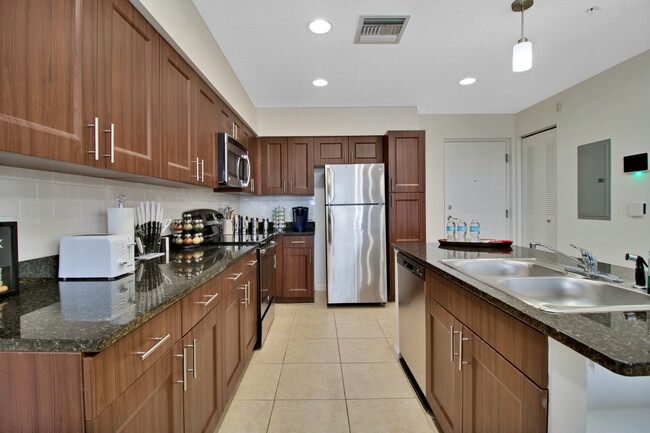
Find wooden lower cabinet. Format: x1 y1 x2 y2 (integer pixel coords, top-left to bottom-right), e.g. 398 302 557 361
223 283 245 400
244 273 259 359
426 295 548 433
277 236 314 302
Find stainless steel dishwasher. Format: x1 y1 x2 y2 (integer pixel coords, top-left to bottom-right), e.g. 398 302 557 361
397 252 426 394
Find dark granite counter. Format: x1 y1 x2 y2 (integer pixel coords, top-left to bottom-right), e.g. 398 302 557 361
0 244 256 353
393 242 650 377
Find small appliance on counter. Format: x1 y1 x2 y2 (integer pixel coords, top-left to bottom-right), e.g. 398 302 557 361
58 234 135 280
176 209 222 246
292 207 309 232
0 219 19 297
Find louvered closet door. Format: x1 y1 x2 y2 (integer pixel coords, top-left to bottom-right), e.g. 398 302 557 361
522 128 557 248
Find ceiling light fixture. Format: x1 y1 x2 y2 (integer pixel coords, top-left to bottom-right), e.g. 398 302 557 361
511 0 534 72
312 79 328 87
309 19 331 34
459 77 477 86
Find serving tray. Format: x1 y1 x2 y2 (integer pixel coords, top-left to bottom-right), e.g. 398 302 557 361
438 239 513 248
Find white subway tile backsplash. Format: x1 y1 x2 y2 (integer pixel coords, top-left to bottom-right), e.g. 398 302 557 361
20 199 54 218
0 179 37 199
68 184 94 200
37 182 68 200
0 199 20 217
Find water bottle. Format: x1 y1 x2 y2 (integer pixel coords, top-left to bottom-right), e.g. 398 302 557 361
456 219 467 242
446 216 455 241
469 218 480 242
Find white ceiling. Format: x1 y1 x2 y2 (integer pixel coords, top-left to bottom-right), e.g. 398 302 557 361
192 0 650 114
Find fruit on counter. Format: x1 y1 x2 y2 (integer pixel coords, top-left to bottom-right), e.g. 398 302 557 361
0 285 8 293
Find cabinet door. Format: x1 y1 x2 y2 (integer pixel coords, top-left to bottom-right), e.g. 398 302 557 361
98 0 160 177
160 41 193 183
262 137 287 195
244 274 258 359
387 192 426 299
86 343 184 433
287 137 314 195
461 328 548 433
313 137 348 166
282 247 313 298
193 75 218 187
385 130 425 192
274 236 284 297
216 99 232 135
183 304 224 433
427 299 463 433
349 136 384 164
223 284 245 400
246 133 261 194
0 0 96 164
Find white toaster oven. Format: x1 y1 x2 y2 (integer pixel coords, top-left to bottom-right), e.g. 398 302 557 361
59 234 135 279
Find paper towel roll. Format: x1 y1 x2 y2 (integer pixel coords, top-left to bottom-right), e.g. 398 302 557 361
108 208 134 241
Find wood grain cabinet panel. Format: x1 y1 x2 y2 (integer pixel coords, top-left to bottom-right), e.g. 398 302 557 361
349 136 384 164
313 137 348 165
385 130 426 192
0 0 96 164
223 283 245 400
192 74 218 187
244 268 259 359
98 0 161 177
280 236 314 301
181 274 222 335
261 137 288 195
287 137 314 195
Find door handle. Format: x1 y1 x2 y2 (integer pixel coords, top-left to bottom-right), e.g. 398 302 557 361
327 210 333 243
283 180 286 194
198 292 219 307
458 331 470 371
175 348 188 391
192 157 200 179
343 151 347 163
200 159 205 182
290 180 293 193
244 155 251 187
185 338 197 379
87 117 99 160
136 333 171 360
103 123 115 163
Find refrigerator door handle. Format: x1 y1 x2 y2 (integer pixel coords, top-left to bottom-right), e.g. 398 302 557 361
326 166 334 203
327 209 333 244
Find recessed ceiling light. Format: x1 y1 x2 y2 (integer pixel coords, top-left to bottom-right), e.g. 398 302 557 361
459 77 477 86
312 79 328 87
309 19 331 34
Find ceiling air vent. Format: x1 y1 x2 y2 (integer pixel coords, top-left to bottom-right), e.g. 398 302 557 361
354 15 411 44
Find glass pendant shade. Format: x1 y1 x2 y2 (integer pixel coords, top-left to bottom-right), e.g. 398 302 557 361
512 40 532 72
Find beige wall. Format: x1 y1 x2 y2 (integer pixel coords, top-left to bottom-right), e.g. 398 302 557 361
515 49 650 266
130 0 258 131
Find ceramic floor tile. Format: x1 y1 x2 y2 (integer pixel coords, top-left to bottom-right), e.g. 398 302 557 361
339 338 395 363
290 320 337 339
336 319 384 338
293 307 335 323
267 400 350 433
342 363 414 399
334 309 376 321
251 338 288 364
275 303 297 313
217 400 274 433
378 318 397 338
234 363 282 400
274 308 296 322
347 399 434 433
267 319 293 339
314 290 328 304
372 305 397 320
276 363 345 400
284 338 340 363
386 337 398 355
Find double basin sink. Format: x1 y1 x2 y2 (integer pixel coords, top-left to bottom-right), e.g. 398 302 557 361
440 258 650 313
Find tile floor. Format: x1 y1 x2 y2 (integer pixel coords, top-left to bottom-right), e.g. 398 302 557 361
215 291 440 433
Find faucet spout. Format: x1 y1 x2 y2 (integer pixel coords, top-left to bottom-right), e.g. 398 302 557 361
529 242 623 283
529 242 583 267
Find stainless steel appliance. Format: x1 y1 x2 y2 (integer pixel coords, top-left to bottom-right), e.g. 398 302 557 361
184 209 223 244
325 164 387 304
397 252 426 394
217 133 250 188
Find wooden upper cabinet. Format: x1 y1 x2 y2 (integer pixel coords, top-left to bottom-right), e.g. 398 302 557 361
216 99 232 136
385 130 426 192
192 74 218 187
313 137 348 166
98 0 161 177
287 137 314 195
0 0 96 163
261 137 288 195
349 136 384 164
160 41 193 184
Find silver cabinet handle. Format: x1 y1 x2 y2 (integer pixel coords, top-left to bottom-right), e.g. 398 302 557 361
343 151 347 163
450 326 456 363
103 123 115 163
192 157 200 179
239 283 247 305
250 178 255 193
87 117 99 160
247 281 251 304
283 180 286 193
175 348 187 391
458 331 469 371
137 333 171 360
243 155 251 187
185 338 197 379
228 272 243 281
248 260 258 266
273 254 276 269
198 292 219 307
201 159 205 182
291 240 305 244
391 177 394 191
290 180 293 193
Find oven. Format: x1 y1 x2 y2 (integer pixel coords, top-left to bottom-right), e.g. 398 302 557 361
257 238 277 347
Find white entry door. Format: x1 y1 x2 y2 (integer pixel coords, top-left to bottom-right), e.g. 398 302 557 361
444 141 508 240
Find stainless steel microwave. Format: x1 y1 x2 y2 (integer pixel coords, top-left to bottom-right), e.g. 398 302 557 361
217 133 250 188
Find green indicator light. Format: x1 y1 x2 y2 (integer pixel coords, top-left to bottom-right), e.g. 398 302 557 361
633 171 644 177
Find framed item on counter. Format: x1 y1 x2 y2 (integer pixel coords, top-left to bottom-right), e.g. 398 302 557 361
0 221 19 297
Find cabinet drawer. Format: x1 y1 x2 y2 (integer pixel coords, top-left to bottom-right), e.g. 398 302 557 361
182 274 222 335
427 269 548 388
283 235 313 248
83 301 182 420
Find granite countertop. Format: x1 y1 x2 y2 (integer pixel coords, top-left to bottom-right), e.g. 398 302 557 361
393 242 650 377
0 244 256 353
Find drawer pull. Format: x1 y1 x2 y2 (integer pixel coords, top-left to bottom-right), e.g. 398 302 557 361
450 326 456 363
458 331 470 371
291 240 305 244
175 348 187 391
248 260 258 266
185 338 197 379
198 292 219 307
228 272 243 281
137 333 171 360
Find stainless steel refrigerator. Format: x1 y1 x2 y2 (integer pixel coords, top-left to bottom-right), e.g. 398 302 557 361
325 164 387 304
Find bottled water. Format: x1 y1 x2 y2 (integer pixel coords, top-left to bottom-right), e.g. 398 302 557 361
469 219 480 242
456 219 467 242
446 216 455 240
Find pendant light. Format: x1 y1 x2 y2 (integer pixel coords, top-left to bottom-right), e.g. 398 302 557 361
512 0 533 72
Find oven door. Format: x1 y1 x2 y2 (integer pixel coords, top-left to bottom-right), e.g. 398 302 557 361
259 240 277 315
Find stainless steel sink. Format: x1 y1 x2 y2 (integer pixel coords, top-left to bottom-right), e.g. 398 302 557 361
494 277 650 313
440 259 566 278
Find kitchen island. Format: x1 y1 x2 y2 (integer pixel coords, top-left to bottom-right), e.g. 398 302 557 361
393 242 650 433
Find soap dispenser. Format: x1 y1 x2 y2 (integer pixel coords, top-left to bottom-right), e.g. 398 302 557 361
625 253 648 291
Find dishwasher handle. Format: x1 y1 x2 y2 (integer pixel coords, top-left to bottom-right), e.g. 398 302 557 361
397 253 425 280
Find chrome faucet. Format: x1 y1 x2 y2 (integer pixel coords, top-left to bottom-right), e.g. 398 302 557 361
529 242 623 283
